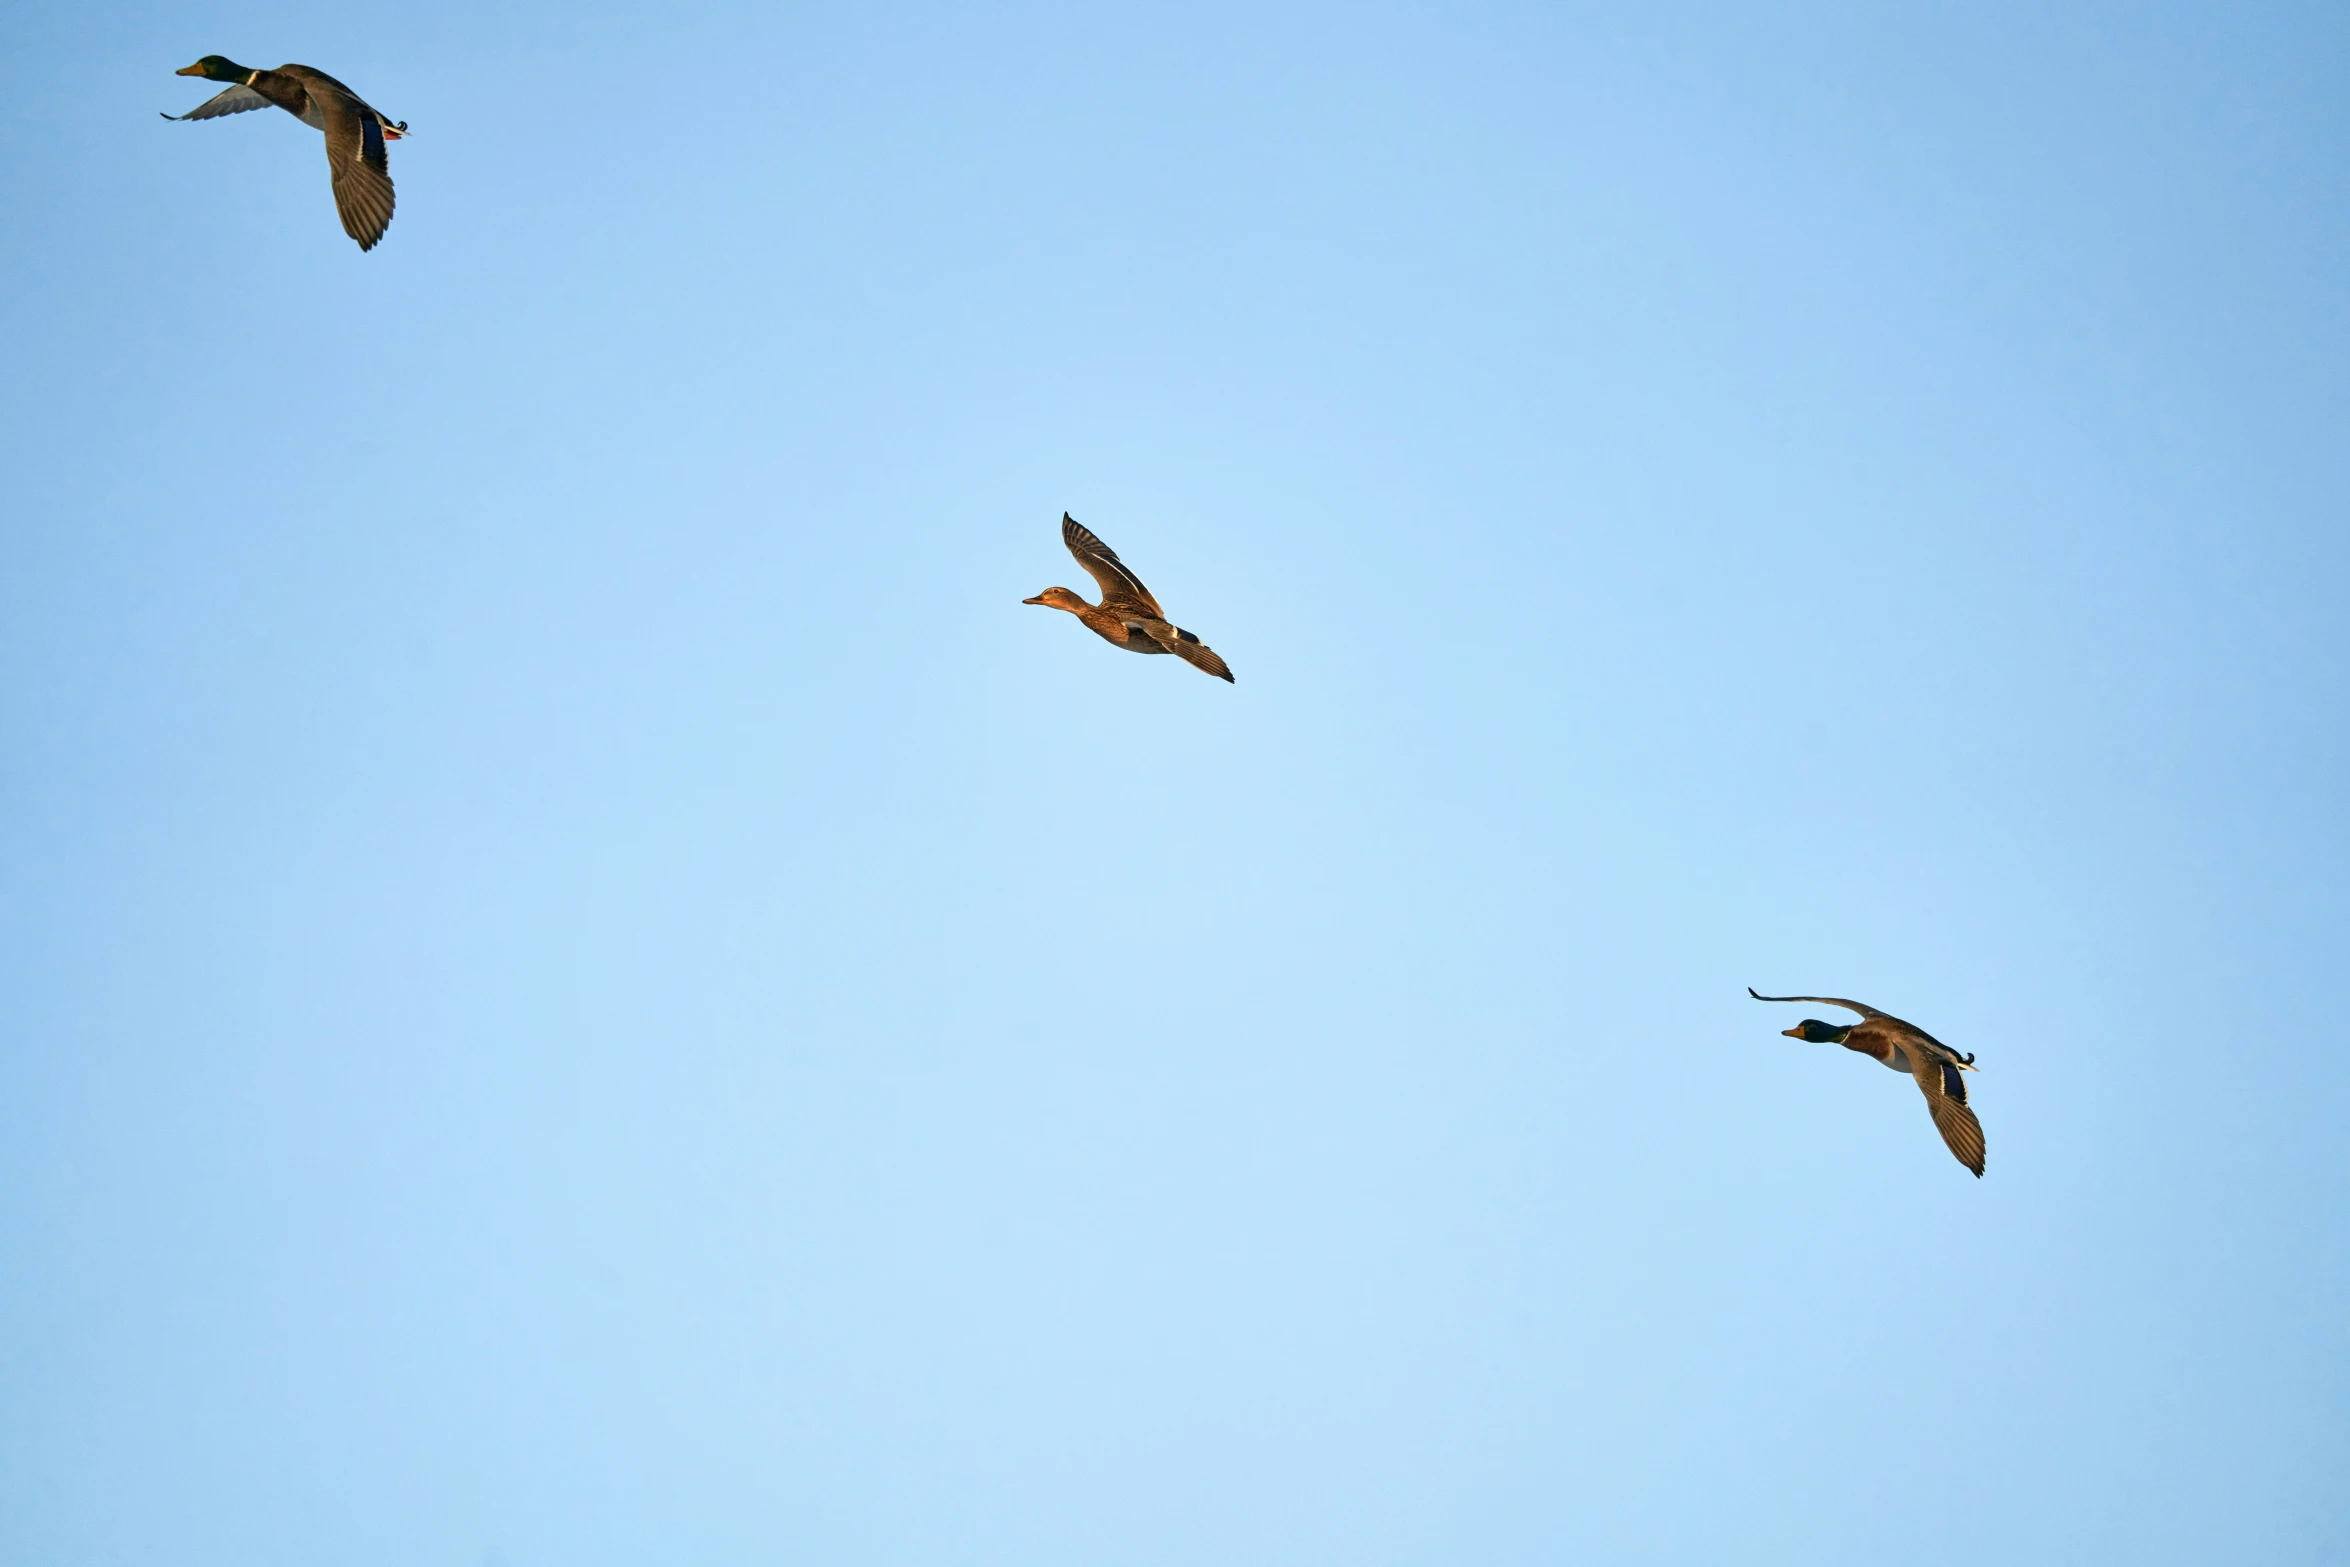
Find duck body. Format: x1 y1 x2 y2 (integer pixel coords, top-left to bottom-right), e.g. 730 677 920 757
1066 600 1200 660
1749 989 1986 1177
1025 514 1235 683
1839 1020 1927 1076
165 56 405 251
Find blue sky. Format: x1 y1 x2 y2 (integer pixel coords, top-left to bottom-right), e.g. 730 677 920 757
3 1 2345 1561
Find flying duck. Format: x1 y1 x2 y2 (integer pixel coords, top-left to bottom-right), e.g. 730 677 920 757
164 56 406 251
1749 989 1986 1176
1025 514 1234 683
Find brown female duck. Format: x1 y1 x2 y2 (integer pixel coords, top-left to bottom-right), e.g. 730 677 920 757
1025 514 1234 683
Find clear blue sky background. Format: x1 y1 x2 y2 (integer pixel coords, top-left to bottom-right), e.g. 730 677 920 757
2 1 2345 1562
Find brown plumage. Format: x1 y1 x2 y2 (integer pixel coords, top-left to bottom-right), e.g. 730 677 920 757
1749 990 1986 1176
1024 514 1235 682
166 59 406 251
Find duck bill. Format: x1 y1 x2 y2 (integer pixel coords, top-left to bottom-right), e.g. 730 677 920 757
1022 594 1047 605
1780 1026 1805 1039
176 63 207 75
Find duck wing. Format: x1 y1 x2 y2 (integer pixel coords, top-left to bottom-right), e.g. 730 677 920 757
1139 622 1235 683
1061 514 1165 619
1748 989 1888 1020
162 84 274 122
1910 1050 1986 1177
305 77 396 250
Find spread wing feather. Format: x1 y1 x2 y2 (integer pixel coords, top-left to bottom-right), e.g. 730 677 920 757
313 84 395 250
164 84 273 121
1748 989 1888 1020
1174 642 1234 682
1139 622 1235 681
1061 514 1164 618
1912 1052 1986 1176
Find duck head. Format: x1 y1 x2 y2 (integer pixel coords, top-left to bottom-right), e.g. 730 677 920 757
1782 1019 1854 1044
1023 586 1086 612
177 56 256 82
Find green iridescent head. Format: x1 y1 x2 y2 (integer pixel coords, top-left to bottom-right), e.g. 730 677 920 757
1782 1019 1854 1044
176 56 254 83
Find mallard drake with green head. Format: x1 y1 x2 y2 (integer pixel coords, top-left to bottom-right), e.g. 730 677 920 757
164 56 406 251
1749 989 1985 1176
1025 514 1235 683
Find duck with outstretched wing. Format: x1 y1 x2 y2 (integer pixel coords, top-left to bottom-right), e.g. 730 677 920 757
1749 989 1986 1176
